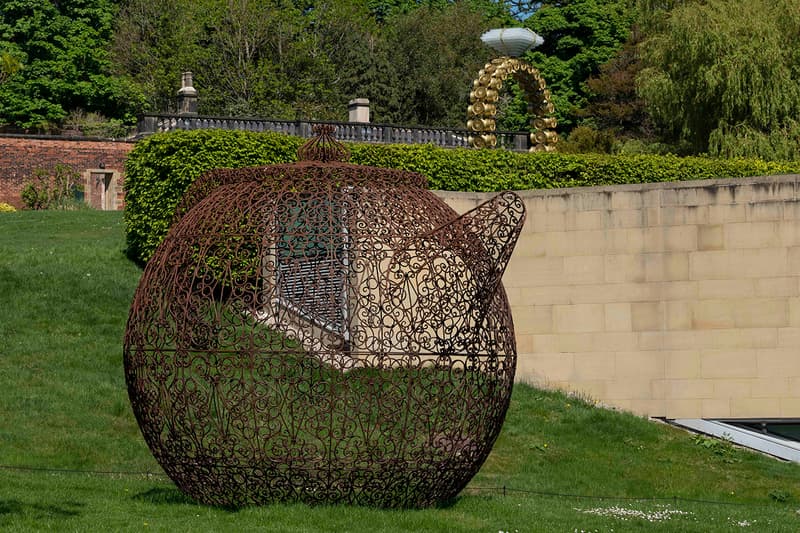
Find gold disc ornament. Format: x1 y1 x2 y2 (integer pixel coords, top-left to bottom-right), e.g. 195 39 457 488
467 57 558 152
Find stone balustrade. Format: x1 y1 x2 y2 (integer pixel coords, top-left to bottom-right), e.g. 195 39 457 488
136 114 531 151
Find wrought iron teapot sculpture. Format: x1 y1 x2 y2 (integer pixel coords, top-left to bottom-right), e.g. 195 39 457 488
124 126 526 508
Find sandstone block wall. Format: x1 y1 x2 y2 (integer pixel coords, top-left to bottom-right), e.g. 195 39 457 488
0 136 133 209
438 175 800 419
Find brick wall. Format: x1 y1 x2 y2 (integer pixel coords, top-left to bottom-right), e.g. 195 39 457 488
0 135 134 209
438 174 800 420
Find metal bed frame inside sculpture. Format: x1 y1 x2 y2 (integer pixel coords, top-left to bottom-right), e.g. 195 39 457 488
123 126 526 508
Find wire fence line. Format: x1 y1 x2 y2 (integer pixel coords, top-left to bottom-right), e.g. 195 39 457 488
0 463 168 479
0 463 764 508
462 487 747 507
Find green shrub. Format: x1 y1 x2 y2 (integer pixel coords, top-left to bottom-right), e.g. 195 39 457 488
558 125 618 154
21 164 84 210
0 202 17 212
124 129 800 265
63 109 133 139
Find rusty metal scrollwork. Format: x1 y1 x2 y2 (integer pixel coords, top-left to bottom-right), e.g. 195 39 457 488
123 134 526 508
297 124 351 163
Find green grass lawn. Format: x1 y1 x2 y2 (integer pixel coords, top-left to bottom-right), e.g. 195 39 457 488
2 209 800 531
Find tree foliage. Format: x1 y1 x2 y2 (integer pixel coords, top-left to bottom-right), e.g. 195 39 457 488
111 0 508 127
583 37 651 140
520 0 635 131
311 0 403 123
0 0 649 137
111 0 209 115
0 49 21 85
636 0 800 158
0 0 144 131
386 2 499 126
114 0 499 126
10 0 797 162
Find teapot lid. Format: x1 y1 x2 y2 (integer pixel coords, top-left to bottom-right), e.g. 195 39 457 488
297 124 350 163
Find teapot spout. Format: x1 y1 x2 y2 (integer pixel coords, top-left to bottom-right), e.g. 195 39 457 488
425 191 526 298
381 191 526 354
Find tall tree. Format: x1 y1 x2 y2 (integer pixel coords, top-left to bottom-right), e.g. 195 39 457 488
114 0 345 119
520 0 636 131
0 0 142 131
582 36 651 139
311 0 401 122
386 1 499 127
111 0 516 124
636 0 800 158
201 0 308 117
111 0 209 114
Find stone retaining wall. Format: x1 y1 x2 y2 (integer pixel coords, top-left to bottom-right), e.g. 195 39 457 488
438 175 800 419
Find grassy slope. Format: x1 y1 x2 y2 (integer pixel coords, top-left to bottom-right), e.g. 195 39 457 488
1 210 799 532
0 210 152 472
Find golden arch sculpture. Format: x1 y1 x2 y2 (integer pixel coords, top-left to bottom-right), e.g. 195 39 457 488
467 57 558 152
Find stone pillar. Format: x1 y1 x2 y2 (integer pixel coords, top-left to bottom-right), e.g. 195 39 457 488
348 98 370 123
514 133 529 152
177 71 198 116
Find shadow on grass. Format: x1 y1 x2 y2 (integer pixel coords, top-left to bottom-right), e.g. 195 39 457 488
132 487 249 512
132 487 197 506
0 499 84 519
129 486 456 513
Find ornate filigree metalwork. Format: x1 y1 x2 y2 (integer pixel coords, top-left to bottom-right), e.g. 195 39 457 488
467 56 559 151
297 124 350 162
124 138 526 508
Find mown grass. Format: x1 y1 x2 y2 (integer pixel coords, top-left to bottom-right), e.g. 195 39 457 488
2 210 800 531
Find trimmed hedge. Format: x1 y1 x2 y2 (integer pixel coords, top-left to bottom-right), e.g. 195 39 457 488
124 129 800 264
350 143 800 191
